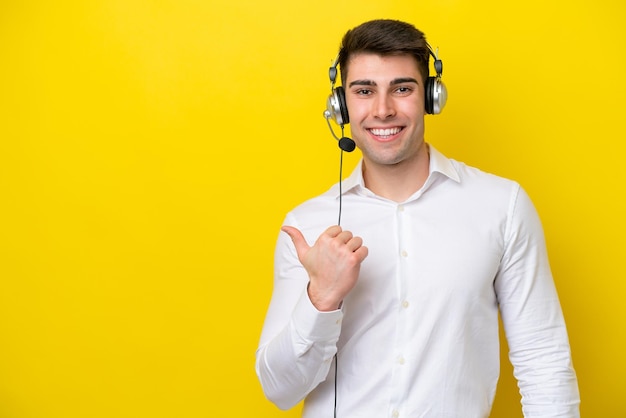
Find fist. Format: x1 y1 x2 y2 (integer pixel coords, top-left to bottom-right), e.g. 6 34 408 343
281 225 368 311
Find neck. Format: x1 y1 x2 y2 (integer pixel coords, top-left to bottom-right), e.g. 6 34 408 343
362 142 430 203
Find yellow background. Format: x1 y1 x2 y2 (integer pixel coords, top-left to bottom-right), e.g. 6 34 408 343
1 1 624 417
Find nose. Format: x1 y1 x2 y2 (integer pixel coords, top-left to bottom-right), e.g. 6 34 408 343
373 94 396 119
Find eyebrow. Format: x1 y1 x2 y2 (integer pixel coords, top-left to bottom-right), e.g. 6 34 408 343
348 77 419 88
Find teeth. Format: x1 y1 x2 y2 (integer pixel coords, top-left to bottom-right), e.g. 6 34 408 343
370 127 401 136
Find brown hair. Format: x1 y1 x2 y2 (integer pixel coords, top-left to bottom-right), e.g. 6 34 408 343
337 19 430 87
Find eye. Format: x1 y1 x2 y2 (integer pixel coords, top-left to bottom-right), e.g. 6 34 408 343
355 88 373 96
395 86 413 95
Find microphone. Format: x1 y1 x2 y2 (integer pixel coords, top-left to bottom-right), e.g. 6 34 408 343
339 136 356 152
323 110 356 153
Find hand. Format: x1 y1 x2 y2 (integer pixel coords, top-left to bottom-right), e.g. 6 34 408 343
281 225 368 311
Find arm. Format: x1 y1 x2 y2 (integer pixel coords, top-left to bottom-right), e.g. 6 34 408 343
255 288 342 410
255 222 367 409
495 185 580 417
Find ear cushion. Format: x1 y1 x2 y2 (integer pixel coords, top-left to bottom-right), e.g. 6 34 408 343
425 77 435 114
335 86 350 124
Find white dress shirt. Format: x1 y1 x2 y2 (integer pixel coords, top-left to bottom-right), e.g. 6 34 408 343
256 145 580 418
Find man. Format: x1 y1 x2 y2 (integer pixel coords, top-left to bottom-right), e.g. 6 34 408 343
256 19 579 417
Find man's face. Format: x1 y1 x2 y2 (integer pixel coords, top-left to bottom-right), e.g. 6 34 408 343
344 53 426 168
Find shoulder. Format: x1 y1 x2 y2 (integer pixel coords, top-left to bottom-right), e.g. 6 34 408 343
448 159 543 231
429 145 519 198
452 159 518 190
437 158 522 210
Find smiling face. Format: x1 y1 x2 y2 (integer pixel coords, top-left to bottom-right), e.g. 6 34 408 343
344 53 427 170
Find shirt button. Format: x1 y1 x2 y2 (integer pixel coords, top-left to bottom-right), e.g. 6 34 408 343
392 410 400 418
402 300 409 309
398 205 405 212
401 250 408 258
398 356 405 365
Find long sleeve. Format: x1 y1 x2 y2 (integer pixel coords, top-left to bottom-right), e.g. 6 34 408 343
255 222 342 410
495 185 580 417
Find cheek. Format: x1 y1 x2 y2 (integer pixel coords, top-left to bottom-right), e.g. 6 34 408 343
345 98 364 121
402 100 425 119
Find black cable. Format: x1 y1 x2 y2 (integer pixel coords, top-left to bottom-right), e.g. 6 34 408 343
334 155 342 417
338 149 344 226
334 127 346 418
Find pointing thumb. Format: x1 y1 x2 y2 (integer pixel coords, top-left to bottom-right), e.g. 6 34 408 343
281 225 310 260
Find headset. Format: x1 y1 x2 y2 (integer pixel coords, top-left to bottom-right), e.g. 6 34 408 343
323 44 448 152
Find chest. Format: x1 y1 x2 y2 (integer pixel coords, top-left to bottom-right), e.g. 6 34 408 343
342 197 507 309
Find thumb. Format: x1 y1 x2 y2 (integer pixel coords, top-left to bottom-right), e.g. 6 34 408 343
281 225 310 259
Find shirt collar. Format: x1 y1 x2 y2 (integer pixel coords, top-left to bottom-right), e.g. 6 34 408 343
336 144 461 198
428 144 461 183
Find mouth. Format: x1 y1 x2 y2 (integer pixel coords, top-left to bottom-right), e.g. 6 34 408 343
368 127 403 141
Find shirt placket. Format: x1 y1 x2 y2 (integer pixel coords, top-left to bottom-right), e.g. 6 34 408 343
388 202 411 418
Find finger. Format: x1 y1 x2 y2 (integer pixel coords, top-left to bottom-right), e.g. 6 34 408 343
281 226 310 258
323 225 343 237
336 230 354 244
354 245 369 261
346 236 364 252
